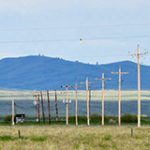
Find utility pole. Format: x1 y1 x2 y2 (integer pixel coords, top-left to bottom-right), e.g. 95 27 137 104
80 78 92 126
12 100 15 126
47 90 51 124
86 77 90 126
137 46 141 128
62 86 69 126
33 94 40 123
130 45 147 127
37 94 40 123
66 86 69 126
112 67 128 127
96 73 111 126
40 91 45 124
73 83 82 126
55 90 59 121
61 85 72 126
64 84 80 126
75 83 78 126
89 89 91 117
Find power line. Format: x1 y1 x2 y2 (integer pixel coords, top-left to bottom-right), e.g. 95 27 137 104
80 35 150 41
0 39 80 44
0 23 149 31
0 34 149 44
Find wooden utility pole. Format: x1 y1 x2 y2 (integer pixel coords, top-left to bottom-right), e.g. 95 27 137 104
12 100 15 126
65 86 69 126
37 94 40 123
96 73 111 126
89 89 91 117
61 85 72 126
75 83 78 126
34 94 39 123
130 45 147 127
80 80 92 126
47 90 51 124
101 74 105 126
33 92 40 123
64 84 80 126
86 77 90 126
137 46 141 128
112 67 128 127
55 90 59 121
40 91 45 124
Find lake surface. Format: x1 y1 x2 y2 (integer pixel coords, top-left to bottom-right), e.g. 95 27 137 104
0 100 150 117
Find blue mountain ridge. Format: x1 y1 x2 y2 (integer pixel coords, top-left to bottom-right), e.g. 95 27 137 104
0 55 149 90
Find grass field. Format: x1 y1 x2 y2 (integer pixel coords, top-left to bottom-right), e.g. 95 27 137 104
0 126 150 150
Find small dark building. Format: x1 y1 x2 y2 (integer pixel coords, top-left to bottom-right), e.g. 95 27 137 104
15 114 25 123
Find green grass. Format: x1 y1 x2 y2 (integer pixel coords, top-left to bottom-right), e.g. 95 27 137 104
0 126 149 149
30 136 47 142
0 135 16 141
0 134 47 142
102 135 112 141
2 114 150 126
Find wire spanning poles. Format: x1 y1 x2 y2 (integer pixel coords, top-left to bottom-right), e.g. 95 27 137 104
111 67 128 127
96 73 111 126
129 44 148 128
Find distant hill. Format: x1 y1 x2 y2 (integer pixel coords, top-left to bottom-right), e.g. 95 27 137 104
0 55 149 90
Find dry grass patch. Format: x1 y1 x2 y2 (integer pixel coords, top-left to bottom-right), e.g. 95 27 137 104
0 126 149 150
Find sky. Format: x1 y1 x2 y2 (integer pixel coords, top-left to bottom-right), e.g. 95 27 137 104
0 0 150 65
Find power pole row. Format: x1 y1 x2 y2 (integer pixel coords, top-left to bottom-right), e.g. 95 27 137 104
33 90 59 124
63 73 125 127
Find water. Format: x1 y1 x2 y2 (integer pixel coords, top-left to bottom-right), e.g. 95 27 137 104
0 100 150 117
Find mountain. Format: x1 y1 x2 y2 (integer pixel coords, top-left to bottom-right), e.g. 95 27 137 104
0 55 149 90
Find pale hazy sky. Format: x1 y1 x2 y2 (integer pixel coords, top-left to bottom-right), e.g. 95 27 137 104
0 0 150 64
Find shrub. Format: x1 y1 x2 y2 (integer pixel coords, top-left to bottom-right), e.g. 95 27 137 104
121 114 137 123
0 135 16 141
104 116 117 124
4 115 12 123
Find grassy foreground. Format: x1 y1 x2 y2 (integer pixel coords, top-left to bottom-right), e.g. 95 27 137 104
0 126 150 150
